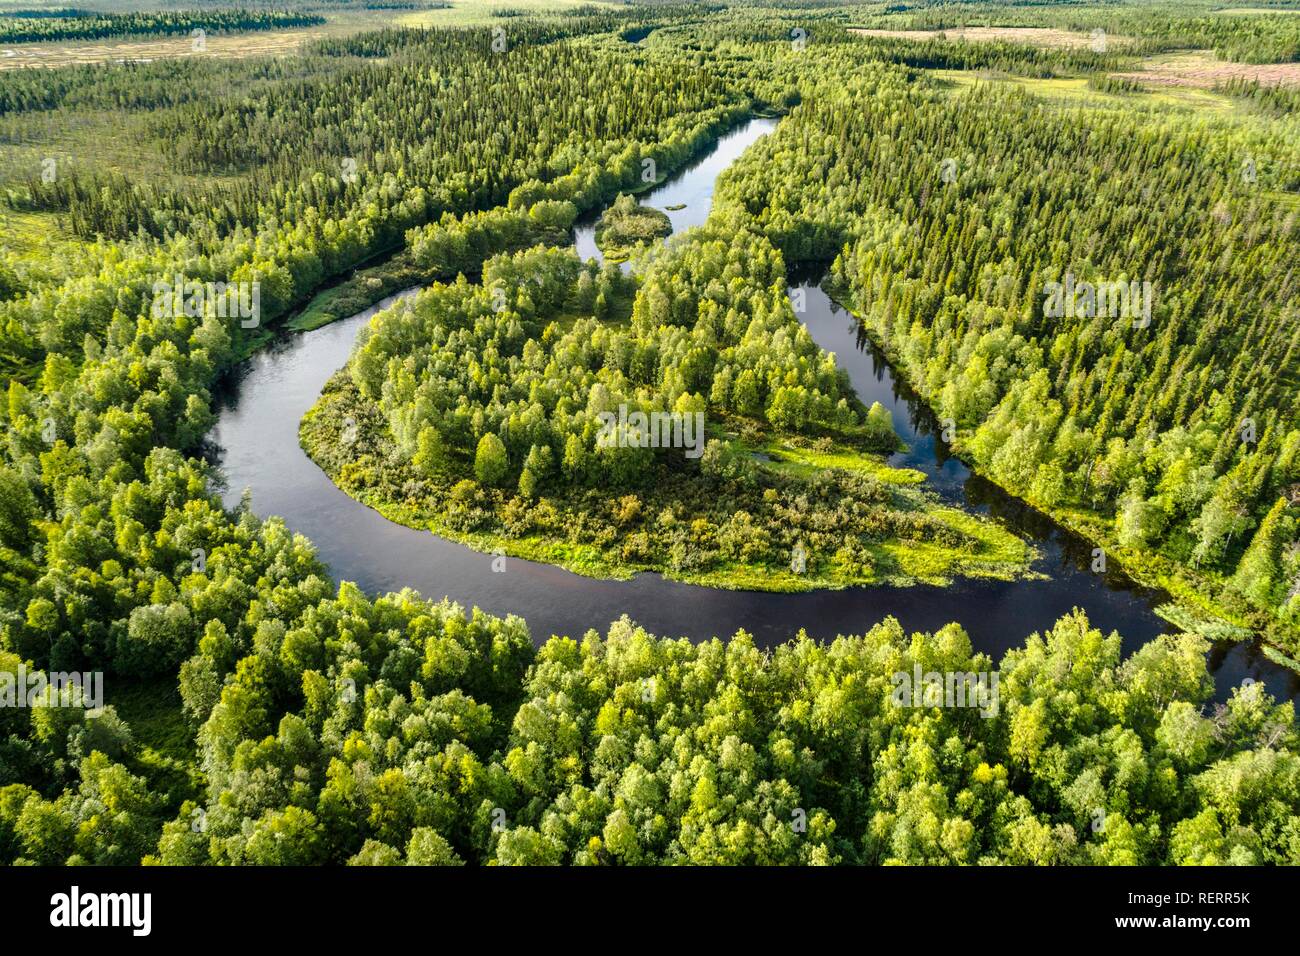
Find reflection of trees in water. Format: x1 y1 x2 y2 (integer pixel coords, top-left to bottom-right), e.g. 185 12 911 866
798 268 1169 602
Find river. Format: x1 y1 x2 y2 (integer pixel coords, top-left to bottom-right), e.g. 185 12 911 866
209 117 1298 704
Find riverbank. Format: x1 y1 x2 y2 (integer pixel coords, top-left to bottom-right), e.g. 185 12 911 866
209 118 1298 704
594 195 673 262
300 365 1034 592
280 106 767 335
819 275 1300 675
293 112 1036 596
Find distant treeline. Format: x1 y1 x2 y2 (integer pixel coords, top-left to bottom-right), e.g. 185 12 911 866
1 7 101 19
1215 76 1300 116
0 9 325 44
852 2 1300 64
361 1 451 9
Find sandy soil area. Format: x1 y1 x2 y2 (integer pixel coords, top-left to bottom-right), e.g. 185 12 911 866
1111 52 1300 89
0 28 330 70
849 27 1122 49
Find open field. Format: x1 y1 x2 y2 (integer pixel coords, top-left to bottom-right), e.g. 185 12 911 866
851 26 1300 89
849 26 1125 49
0 26 340 69
0 0 624 69
1112 50 1300 88
930 69 1241 114
395 0 620 28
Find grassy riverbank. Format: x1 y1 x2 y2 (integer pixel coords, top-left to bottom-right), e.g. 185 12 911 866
301 367 1033 592
594 194 673 262
281 111 771 334
824 282 1300 671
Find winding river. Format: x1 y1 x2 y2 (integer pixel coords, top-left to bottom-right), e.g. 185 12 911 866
209 118 1298 704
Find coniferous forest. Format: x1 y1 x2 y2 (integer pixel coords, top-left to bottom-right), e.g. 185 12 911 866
0 0 1298 898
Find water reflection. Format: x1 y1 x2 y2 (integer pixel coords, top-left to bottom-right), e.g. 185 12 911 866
206 120 1298 706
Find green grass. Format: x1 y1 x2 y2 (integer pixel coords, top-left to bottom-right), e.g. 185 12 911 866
922 507 1038 578
752 438 926 485
968 470 1300 672
286 248 421 332
595 201 673 262
394 0 622 28
0 107 244 194
364 496 1034 592
302 381 1034 593
930 69 1241 116
0 208 78 261
286 223 576 333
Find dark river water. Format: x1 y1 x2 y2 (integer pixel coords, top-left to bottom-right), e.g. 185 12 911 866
209 117 1298 704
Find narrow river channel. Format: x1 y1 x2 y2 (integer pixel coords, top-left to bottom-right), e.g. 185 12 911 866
209 117 1298 704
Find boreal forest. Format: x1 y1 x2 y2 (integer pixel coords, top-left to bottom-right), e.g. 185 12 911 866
0 0 1297 874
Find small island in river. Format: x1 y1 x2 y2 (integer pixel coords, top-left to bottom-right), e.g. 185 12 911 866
595 192 673 260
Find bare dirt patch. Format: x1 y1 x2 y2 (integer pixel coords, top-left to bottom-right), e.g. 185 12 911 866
1111 52 1300 89
0 28 334 70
